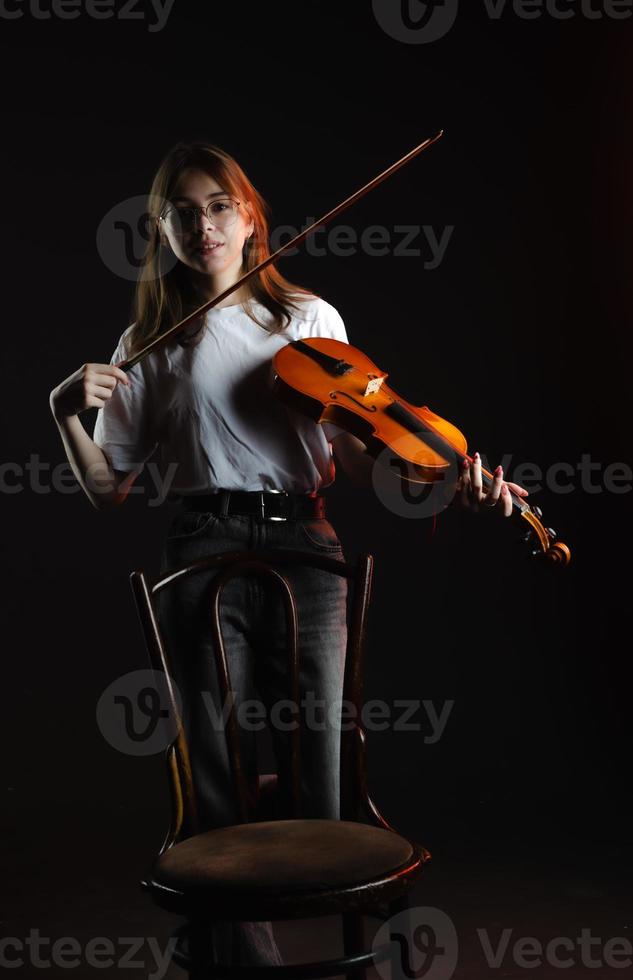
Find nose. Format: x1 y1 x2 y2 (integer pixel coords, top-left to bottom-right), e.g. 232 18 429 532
194 208 217 233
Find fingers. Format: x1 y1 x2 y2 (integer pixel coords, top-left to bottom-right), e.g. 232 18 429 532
86 364 131 388
482 464 504 509
53 362 131 421
471 451 483 500
90 375 117 391
107 364 132 388
94 374 131 391
115 367 132 387
82 363 132 414
91 383 120 400
461 452 485 511
459 452 483 511
460 455 521 518
505 481 529 496
501 483 513 516
460 457 472 509
483 466 515 517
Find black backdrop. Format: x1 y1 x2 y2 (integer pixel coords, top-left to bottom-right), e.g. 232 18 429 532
2 0 632 962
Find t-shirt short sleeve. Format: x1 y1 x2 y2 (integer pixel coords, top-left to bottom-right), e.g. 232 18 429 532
92 330 158 474
311 301 350 443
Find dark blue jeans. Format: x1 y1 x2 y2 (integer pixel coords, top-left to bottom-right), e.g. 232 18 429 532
155 507 348 968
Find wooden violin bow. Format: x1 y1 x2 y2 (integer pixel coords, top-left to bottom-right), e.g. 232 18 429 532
118 131 444 371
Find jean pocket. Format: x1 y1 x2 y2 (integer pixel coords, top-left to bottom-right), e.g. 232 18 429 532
166 510 218 540
297 519 343 553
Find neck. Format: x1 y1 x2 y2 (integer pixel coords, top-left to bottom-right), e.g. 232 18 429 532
188 263 252 309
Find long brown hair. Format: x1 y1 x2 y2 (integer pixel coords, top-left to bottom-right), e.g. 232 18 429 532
124 141 314 360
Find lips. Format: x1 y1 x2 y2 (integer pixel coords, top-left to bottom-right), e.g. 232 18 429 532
196 242 224 254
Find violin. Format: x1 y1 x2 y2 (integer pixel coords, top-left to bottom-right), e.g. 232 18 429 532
114 130 570 565
272 337 571 567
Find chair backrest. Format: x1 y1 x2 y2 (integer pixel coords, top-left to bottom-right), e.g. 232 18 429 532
129 547 374 849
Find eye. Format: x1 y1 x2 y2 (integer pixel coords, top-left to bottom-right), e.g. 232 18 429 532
209 201 230 214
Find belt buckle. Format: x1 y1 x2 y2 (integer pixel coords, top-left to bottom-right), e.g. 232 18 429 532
263 489 289 522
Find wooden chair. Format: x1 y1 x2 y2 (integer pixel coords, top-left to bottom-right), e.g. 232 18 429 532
129 548 431 979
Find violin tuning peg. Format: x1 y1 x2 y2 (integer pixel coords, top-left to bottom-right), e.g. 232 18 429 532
533 506 543 519
531 548 543 559
522 530 534 543
546 527 557 539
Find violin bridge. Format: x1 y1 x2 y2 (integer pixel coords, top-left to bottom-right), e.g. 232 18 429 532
363 373 387 397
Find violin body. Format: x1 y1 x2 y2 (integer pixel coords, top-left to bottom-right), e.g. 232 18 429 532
272 337 571 567
274 338 466 483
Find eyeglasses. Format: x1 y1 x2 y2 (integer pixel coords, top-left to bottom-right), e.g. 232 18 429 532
160 197 242 235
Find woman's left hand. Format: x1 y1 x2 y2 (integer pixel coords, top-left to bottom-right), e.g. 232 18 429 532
456 451 529 517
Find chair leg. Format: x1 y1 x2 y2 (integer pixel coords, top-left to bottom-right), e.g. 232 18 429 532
343 911 367 980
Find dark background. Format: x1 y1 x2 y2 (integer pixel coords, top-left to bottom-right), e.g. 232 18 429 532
2 1 632 976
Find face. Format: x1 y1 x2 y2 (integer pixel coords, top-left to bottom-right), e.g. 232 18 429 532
159 167 254 280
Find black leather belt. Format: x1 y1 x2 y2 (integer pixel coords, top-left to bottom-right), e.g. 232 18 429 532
174 489 326 521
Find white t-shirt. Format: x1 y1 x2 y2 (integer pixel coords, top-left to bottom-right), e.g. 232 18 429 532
92 294 349 495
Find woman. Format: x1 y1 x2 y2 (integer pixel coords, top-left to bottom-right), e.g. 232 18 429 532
49 140 527 969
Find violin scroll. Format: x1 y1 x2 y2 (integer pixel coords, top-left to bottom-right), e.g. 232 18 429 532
520 508 571 566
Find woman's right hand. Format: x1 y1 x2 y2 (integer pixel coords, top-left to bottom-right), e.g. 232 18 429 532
49 363 131 421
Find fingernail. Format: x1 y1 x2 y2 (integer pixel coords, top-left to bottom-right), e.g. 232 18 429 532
495 465 502 476
474 451 480 460
463 459 470 468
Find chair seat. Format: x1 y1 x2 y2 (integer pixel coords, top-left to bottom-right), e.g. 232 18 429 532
150 819 418 915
